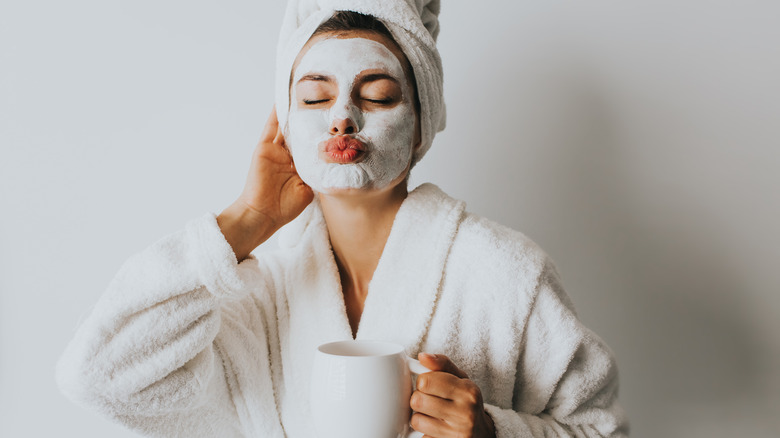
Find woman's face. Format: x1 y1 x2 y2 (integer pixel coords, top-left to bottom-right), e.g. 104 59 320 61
287 32 419 194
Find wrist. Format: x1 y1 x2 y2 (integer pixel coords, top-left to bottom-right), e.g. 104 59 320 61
217 201 279 262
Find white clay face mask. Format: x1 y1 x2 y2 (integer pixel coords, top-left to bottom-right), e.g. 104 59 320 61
286 37 416 193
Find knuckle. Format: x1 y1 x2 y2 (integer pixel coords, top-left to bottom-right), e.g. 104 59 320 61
416 376 427 391
410 392 423 410
464 383 480 404
410 413 424 429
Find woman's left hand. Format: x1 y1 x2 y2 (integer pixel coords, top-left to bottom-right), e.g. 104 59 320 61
410 353 497 438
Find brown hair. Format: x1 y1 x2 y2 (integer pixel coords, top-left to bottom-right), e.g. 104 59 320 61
312 10 395 40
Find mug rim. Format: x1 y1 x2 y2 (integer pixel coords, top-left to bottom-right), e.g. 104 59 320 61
317 340 405 358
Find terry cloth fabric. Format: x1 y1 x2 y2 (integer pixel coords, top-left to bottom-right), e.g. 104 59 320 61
274 0 445 165
56 183 629 437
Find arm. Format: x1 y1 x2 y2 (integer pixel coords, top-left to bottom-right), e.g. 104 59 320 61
56 108 312 435
55 213 262 433
483 260 629 437
410 260 628 438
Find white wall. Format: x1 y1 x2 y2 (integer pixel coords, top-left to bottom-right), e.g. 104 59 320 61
2 1 778 437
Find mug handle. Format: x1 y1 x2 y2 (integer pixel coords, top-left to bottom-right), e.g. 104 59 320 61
405 358 433 438
407 357 432 376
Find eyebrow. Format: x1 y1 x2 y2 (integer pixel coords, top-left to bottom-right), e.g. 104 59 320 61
296 72 400 85
297 74 333 84
359 73 399 84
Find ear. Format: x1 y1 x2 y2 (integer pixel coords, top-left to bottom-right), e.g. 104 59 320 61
412 114 422 152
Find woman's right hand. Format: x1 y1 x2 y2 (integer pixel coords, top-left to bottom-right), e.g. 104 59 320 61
217 108 314 262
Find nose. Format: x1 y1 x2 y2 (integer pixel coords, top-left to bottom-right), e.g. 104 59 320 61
329 117 356 135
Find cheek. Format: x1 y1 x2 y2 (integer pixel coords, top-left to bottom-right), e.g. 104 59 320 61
287 110 329 147
364 104 416 140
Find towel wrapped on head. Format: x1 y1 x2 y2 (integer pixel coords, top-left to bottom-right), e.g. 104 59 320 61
275 0 445 165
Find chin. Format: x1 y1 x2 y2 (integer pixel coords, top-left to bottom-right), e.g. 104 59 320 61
305 163 374 190
308 164 370 192
298 155 413 195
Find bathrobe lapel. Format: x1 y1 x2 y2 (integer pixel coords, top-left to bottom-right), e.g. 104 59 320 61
288 201 355 345
262 185 465 436
356 184 465 355
280 183 465 356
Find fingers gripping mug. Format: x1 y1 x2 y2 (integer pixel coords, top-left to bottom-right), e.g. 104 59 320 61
310 340 432 438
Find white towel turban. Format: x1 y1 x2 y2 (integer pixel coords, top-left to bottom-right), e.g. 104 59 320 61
275 0 445 165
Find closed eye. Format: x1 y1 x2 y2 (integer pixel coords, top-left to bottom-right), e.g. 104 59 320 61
303 98 330 105
364 98 393 104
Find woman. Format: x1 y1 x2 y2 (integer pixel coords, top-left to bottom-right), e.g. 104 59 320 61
57 2 628 437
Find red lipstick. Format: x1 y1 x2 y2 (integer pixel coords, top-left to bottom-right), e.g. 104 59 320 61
322 136 367 164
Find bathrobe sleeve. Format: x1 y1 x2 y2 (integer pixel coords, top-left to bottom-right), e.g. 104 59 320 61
483 260 629 437
55 213 277 437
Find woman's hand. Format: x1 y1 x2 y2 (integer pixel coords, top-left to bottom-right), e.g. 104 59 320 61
218 108 313 262
410 353 497 438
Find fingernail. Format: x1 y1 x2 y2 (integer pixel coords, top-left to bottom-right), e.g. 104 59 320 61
419 352 435 360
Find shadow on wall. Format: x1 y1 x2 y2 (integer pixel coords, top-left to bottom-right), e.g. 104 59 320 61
557 68 775 437
481 52 774 436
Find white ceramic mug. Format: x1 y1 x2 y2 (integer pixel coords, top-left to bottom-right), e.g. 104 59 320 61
310 340 432 438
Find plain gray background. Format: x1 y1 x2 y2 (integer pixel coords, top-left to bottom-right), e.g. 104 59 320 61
1 0 778 437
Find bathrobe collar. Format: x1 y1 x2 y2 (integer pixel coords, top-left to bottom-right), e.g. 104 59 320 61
279 183 465 355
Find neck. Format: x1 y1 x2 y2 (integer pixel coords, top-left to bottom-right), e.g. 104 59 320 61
319 182 408 296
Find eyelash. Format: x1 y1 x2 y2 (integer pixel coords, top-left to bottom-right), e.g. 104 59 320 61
365 98 393 104
301 98 394 105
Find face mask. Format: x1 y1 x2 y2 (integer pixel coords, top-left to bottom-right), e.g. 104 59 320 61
286 37 416 193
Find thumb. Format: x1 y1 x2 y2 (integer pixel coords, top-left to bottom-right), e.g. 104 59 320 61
418 353 469 379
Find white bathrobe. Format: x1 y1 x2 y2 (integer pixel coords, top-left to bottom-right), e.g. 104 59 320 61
56 183 628 437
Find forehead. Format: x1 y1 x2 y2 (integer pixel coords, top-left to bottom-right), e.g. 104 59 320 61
292 37 407 84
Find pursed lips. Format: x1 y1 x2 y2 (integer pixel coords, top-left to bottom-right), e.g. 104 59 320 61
320 136 367 164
